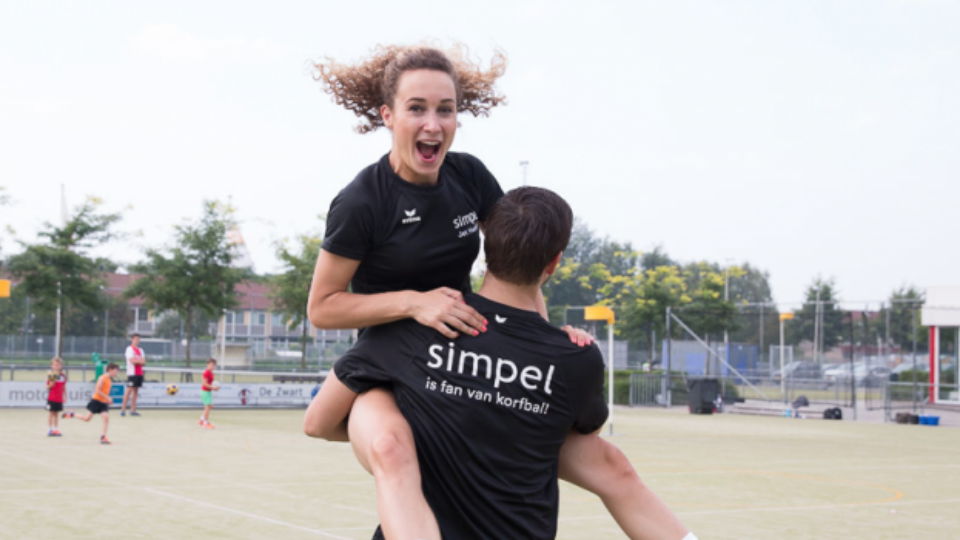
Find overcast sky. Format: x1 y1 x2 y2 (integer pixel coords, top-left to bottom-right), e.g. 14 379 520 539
1 0 957 309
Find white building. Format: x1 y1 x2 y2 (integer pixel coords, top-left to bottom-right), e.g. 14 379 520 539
921 286 960 405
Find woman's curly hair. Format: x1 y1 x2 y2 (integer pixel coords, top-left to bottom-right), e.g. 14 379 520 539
312 44 507 134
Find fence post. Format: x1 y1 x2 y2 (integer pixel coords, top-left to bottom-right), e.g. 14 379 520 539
663 307 671 408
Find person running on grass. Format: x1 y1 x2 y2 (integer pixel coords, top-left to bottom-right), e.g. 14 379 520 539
63 362 119 445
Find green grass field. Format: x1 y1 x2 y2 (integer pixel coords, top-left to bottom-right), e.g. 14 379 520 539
1 406 958 540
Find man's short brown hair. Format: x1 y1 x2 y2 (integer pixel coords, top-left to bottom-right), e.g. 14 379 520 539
483 187 573 286
106 363 120 371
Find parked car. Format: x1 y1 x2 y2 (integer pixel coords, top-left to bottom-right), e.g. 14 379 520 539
772 361 822 383
823 363 857 386
826 363 890 387
891 361 930 375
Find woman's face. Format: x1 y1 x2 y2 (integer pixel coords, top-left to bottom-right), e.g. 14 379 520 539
382 69 457 185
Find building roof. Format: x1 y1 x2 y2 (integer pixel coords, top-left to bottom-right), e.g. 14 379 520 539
107 273 278 311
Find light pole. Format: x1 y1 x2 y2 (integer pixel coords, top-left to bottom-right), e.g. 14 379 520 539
519 161 529 186
585 305 616 435
780 312 794 402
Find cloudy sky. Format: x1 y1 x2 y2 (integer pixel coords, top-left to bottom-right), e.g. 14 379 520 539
1 0 957 308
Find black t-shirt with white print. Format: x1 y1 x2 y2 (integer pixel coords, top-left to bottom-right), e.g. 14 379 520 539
336 293 609 540
322 152 504 296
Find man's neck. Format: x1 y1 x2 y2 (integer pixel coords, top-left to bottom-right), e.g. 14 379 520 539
477 273 542 313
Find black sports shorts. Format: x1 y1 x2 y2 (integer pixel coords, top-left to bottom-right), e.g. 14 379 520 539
127 375 144 388
46 400 64 412
86 400 109 414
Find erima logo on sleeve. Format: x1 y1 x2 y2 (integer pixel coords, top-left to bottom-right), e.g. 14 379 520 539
402 209 421 224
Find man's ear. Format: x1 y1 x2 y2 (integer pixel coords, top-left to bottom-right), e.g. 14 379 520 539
544 252 563 276
381 104 393 128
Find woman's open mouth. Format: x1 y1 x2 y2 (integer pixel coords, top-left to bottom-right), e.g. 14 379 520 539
416 141 441 163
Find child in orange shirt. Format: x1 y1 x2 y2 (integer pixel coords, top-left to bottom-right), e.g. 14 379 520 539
63 363 119 445
45 357 67 437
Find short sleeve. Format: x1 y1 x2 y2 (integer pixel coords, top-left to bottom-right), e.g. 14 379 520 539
462 154 504 222
570 348 609 434
334 353 392 394
333 321 425 393
321 184 377 261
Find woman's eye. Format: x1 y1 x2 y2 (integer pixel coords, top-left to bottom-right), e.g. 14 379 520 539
409 105 424 112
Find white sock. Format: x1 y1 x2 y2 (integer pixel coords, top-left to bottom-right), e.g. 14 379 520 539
682 533 699 540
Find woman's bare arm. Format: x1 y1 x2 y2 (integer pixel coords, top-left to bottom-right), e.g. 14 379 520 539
308 249 485 339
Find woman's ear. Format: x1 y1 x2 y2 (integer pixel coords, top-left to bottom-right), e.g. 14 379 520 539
381 104 393 129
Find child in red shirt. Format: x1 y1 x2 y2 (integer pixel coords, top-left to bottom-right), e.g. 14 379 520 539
199 358 220 429
45 357 66 437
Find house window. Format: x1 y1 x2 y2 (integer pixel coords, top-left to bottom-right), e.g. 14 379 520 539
138 308 149 321
225 311 235 324
255 311 266 325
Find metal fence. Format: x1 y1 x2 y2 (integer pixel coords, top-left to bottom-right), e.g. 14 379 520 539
0 333 355 365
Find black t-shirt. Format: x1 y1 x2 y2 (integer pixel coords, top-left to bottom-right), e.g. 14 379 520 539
322 152 504 296
336 294 609 540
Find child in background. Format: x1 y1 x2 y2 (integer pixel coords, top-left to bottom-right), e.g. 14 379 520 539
63 362 119 445
199 358 219 429
45 357 66 437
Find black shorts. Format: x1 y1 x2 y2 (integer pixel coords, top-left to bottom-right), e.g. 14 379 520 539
45 400 64 412
127 375 144 388
86 400 109 414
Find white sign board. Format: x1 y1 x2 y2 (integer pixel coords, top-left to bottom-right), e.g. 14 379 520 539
0 382 317 408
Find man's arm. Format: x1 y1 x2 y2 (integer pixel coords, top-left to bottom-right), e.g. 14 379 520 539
559 432 690 540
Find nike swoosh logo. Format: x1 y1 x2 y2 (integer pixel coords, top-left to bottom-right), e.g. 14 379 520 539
404 209 416 217
495 315 507 324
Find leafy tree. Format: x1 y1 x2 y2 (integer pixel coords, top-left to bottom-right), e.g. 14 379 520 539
6 198 121 355
153 311 214 341
727 263 778 350
640 245 676 272
270 233 322 369
0 281 30 335
677 262 739 341
543 219 638 325
788 277 844 351
886 285 927 351
600 265 689 363
126 201 246 366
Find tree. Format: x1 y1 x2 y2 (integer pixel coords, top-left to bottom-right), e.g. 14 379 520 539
542 219 638 325
727 263 779 349
886 285 927 351
126 201 246 367
788 278 844 351
153 311 214 341
270 233 322 369
677 262 739 343
600 265 689 364
6 198 120 355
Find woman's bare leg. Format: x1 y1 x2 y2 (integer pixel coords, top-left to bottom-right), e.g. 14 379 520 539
559 432 689 540
348 388 441 540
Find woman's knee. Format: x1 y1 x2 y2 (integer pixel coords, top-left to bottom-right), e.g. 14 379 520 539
367 430 418 478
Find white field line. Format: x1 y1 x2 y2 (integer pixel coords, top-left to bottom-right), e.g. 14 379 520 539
558 497 960 522
634 462 959 477
143 487 354 539
332 504 378 516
